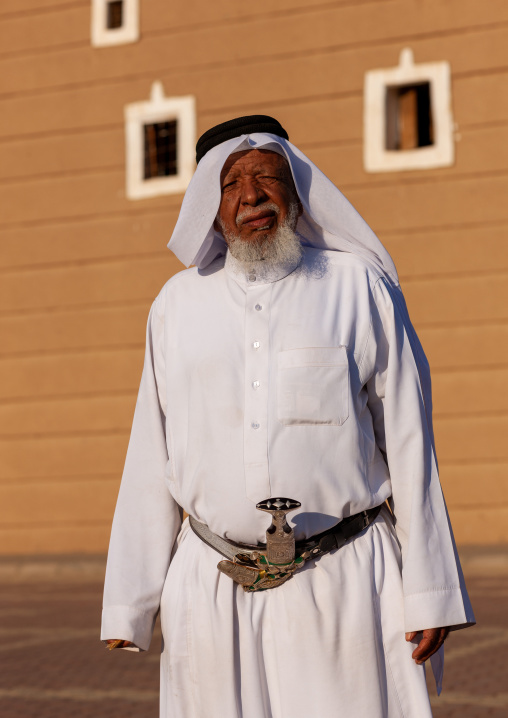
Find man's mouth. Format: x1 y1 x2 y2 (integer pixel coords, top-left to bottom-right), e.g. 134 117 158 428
240 210 277 230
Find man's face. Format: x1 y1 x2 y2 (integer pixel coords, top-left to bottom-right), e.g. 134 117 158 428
215 149 301 244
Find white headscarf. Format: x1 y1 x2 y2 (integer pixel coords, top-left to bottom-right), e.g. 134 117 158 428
168 133 398 284
167 133 435 449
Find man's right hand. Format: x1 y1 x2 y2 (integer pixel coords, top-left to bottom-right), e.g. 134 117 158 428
106 639 135 650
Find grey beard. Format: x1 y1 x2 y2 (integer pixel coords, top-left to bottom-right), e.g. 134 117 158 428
219 202 302 268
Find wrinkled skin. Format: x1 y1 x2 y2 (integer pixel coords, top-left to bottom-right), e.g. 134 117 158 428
213 148 302 243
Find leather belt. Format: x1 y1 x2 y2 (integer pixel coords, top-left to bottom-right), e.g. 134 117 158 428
190 501 383 592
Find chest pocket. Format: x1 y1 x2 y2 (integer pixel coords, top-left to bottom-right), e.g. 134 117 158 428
277 346 349 426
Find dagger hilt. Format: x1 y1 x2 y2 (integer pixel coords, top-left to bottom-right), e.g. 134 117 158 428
256 497 301 565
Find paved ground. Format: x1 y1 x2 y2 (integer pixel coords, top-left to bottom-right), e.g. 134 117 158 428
0 557 506 717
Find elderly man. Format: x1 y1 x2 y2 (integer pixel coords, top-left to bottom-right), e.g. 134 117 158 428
101 116 474 717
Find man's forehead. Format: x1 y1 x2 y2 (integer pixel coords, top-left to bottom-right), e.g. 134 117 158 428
220 149 289 177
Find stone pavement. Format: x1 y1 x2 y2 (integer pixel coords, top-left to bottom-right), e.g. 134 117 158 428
0 552 507 717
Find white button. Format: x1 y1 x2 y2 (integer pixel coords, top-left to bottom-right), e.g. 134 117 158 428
255 304 262 311
252 341 260 349
248 274 256 282
251 422 260 430
252 380 260 389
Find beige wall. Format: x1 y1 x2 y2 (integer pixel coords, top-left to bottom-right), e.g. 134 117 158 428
0 0 507 553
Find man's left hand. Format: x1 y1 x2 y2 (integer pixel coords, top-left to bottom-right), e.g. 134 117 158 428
405 627 450 664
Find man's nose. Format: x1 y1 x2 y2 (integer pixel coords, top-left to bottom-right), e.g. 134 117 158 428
240 179 267 205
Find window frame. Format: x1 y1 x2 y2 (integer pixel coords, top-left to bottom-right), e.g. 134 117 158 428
125 83 196 200
91 0 139 48
363 48 455 173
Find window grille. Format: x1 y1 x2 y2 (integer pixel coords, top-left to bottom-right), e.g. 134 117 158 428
107 1 123 30
144 121 178 179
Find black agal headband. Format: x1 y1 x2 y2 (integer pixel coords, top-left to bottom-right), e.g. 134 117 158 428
195 115 289 164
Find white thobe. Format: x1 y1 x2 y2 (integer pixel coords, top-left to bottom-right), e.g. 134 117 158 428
101 247 474 718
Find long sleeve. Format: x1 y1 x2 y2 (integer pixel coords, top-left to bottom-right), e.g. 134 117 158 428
101 297 182 651
365 278 475 634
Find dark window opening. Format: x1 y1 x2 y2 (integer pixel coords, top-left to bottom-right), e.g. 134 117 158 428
107 1 124 30
385 82 434 151
144 120 178 180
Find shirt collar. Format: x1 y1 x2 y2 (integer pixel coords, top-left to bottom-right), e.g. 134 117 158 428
224 249 302 288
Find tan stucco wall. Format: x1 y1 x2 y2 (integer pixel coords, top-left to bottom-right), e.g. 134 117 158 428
0 0 507 553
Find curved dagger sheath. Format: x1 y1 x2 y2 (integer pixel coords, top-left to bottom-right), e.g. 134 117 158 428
190 497 303 592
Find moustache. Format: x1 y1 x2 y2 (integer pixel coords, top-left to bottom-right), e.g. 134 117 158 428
235 203 280 227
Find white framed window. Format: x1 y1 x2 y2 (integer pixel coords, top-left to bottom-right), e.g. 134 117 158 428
91 0 139 47
363 48 454 173
125 82 196 200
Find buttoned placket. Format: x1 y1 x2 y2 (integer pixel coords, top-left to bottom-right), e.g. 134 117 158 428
243 280 273 502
